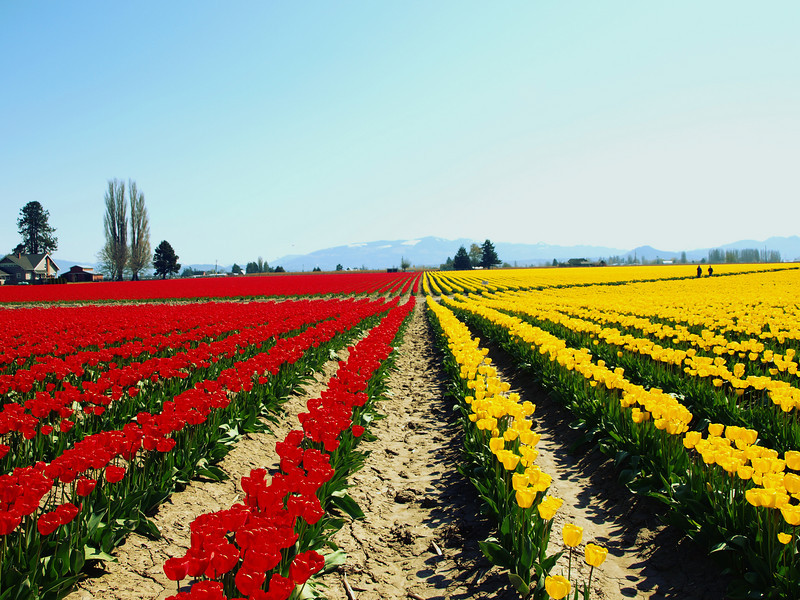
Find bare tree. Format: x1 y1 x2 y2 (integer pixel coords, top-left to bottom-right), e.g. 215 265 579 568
99 179 128 281
128 180 151 280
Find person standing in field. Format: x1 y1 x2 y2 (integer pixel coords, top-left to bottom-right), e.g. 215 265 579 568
697 265 702 278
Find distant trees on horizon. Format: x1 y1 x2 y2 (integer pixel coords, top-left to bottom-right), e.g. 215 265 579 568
441 239 501 271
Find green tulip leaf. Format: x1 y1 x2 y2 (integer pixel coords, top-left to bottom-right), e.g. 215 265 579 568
330 492 365 520
507 573 530 596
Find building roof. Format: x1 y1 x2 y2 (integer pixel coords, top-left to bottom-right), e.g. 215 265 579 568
0 253 60 273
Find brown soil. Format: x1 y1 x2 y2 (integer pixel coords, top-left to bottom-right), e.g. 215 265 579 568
64 298 728 599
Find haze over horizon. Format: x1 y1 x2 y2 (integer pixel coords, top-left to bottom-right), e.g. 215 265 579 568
2 2 798 265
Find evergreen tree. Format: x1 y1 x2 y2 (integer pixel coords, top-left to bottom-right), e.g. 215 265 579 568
153 240 180 279
480 239 500 269
453 246 472 270
231 263 242 274
17 201 58 254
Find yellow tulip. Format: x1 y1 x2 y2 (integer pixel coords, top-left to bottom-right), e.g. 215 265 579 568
708 423 725 437
781 506 800 526
500 451 521 471
784 473 800 495
544 575 571 599
562 523 583 548
778 532 792 545
683 431 702 449
737 465 754 481
584 543 609 567
537 495 563 520
489 437 505 453
515 488 535 509
512 472 529 491
785 450 800 471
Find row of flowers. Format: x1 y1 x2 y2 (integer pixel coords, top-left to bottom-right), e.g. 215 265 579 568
0 297 402 598
160 297 415 600
426 298 607 599
472 287 800 458
0 298 389 474
480 286 800 414
0 272 421 304
0 300 304 374
444 291 800 598
422 264 796 296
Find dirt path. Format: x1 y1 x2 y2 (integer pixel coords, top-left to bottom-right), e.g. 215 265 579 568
318 299 517 600
65 354 346 600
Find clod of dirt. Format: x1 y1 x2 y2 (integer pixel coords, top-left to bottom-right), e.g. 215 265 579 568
394 489 417 504
390 523 415 545
419 496 437 509
440 522 473 548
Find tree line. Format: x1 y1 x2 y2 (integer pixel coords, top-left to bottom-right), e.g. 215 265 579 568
707 248 781 264
440 239 500 270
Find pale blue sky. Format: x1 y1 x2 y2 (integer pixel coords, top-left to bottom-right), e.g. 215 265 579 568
2 2 798 265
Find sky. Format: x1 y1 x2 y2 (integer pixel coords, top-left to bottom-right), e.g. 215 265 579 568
1 1 798 266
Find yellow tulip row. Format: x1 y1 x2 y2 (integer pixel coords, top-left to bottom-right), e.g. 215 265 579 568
428 296 611 598
425 263 795 295
471 272 800 413
426 296 557 510
442 295 694 436
684 422 800 529
487 267 800 346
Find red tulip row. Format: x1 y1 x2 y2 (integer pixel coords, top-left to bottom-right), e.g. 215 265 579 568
0 296 404 598
0 271 420 304
0 299 348 391
1 299 388 474
161 297 415 600
0 301 286 372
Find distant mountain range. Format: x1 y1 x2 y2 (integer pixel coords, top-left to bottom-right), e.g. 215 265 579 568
264 235 800 271
52 235 800 274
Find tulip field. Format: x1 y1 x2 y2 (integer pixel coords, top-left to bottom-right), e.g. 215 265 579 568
2 264 800 599
429 264 800 599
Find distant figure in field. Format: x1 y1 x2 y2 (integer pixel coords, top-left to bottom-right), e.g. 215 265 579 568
697 265 702 278
708 266 714 277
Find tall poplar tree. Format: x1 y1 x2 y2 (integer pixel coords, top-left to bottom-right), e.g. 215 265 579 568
99 180 128 281
17 201 58 254
127 180 151 280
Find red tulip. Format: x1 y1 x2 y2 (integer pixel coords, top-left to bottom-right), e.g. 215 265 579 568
76 477 97 497
163 556 189 581
289 550 324 585
0 512 21 535
104 465 126 484
235 567 266 596
264 573 294 600
37 511 62 536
